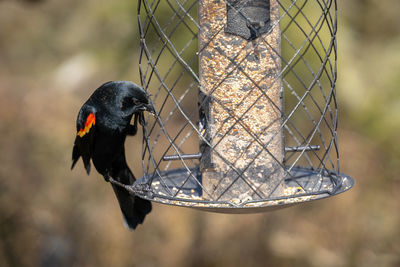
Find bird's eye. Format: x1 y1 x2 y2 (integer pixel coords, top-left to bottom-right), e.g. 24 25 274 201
121 97 134 110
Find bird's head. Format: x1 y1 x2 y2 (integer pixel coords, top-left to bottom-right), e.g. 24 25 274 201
108 81 155 117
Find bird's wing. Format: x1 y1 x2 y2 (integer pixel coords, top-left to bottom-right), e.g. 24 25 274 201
71 109 96 174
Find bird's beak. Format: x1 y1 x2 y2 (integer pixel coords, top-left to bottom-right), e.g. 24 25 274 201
144 102 156 116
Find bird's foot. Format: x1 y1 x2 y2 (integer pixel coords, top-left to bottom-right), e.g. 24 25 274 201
127 124 138 136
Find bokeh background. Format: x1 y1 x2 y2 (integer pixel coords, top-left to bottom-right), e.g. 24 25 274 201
1 0 399 266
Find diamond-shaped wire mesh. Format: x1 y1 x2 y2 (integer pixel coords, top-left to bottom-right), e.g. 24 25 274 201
133 0 353 212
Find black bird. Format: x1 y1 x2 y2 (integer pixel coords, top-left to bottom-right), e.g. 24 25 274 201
71 81 154 230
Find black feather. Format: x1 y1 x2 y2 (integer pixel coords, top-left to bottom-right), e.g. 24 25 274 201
71 81 154 230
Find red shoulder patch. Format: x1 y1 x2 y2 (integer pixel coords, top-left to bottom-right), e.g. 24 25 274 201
77 113 95 137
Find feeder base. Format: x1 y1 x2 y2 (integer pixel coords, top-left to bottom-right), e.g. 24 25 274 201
133 167 354 214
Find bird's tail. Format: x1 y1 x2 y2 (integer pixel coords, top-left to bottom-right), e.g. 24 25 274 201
111 184 152 230
108 153 152 230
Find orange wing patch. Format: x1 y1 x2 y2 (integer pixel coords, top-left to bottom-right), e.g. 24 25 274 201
77 113 95 137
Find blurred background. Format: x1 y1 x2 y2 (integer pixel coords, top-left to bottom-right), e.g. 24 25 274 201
0 0 399 266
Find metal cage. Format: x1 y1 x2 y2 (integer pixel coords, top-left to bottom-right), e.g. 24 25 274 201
128 0 354 213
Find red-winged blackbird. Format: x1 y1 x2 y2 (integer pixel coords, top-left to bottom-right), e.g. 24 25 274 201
71 81 154 230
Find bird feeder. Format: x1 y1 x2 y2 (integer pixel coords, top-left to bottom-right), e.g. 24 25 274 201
130 0 354 213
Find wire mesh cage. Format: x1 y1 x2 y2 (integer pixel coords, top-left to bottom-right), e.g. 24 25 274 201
130 0 354 213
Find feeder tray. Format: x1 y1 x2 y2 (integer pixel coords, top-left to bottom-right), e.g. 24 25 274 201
132 0 354 213
122 166 353 214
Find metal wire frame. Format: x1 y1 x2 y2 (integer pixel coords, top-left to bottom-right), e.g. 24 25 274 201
141 0 332 188
130 0 352 209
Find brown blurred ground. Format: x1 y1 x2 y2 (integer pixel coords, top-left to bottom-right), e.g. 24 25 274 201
0 0 399 266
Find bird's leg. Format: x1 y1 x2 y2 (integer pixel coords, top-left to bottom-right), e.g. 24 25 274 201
103 172 111 182
138 112 145 126
127 113 139 136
